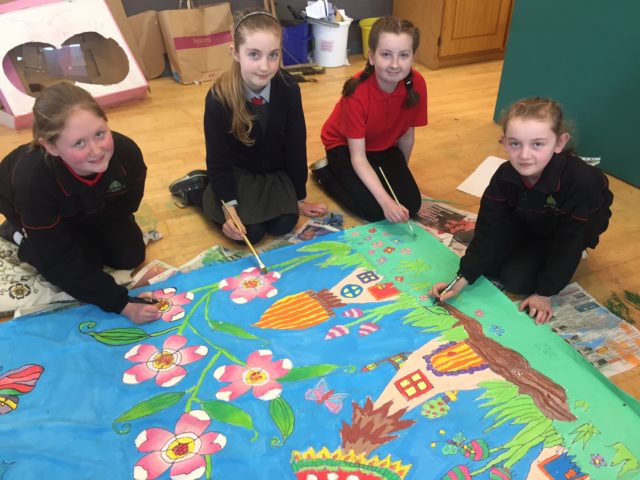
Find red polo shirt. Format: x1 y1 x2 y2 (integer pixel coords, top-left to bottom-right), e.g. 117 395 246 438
321 68 428 152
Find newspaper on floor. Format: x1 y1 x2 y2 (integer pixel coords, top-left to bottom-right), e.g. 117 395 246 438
289 220 340 244
179 245 250 273
130 260 178 289
548 282 640 377
416 197 477 256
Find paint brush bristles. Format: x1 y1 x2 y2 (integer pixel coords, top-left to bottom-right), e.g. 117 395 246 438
378 166 417 238
221 200 268 274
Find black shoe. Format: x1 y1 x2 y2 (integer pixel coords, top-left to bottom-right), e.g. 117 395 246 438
169 170 208 204
309 157 328 185
0 220 16 243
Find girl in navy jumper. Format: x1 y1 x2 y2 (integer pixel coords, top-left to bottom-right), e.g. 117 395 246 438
0 83 159 324
170 9 327 244
430 98 613 324
314 16 427 223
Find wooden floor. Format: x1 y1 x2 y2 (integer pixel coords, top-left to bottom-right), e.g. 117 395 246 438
1 57 638 399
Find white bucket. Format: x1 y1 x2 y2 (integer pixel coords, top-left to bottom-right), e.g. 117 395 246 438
312 19 352 67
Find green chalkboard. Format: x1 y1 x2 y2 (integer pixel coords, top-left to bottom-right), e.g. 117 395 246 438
494 0 640 187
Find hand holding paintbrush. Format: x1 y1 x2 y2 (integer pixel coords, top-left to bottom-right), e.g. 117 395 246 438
221 200 268 274
378 166 417 238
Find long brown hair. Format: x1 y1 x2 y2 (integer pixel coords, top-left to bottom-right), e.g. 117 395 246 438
212 9 281 146
343 16 420 108
30 82 106 149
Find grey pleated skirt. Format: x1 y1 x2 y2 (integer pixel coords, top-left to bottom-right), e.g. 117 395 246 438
202 167 298 225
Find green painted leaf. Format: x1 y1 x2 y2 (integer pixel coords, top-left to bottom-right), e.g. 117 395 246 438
83 327 151 346
440 325 469 342
574 399 590 411
609 442 639 479
269 396 294 445
201 400 257 439
113 392 185 425
207 319 259 340
280 364 341 382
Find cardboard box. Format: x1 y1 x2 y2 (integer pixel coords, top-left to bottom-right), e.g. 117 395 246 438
0 0 148 130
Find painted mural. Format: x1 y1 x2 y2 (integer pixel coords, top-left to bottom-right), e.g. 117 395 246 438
1 223 638 479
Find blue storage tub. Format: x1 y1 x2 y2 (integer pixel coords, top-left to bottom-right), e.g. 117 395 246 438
282 20 310 66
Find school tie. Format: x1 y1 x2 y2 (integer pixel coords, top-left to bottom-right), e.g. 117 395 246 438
250 96 265 106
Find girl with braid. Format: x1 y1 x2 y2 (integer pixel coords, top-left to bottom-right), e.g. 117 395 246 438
313 16 427 223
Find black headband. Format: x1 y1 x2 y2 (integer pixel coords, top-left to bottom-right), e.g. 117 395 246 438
234 11 279 35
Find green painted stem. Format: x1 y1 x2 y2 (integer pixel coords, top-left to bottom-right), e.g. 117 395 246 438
185 351 221 412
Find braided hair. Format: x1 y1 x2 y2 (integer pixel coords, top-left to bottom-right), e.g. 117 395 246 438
342 16 420 108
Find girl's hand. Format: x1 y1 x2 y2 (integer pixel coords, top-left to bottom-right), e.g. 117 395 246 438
382 199 410 224
122 294 162 325
221 205 246 241
519 294 553 324
299 201 328 217
428 276 468 303
222 217 246 241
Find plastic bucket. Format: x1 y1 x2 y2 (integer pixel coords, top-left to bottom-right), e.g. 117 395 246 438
282 21 310 66
311 19 352 68
360 17 381 59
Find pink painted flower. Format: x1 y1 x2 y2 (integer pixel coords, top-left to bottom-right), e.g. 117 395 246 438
219 267 280 304
372 241 383 248
474 309 485 317
368 228 377 233
152 288 194 322
123 335 207 388
377 257 387 264
134 410 226 480
394 276 404 282
368 249 376 255
351 231 360 236
214 350 292 402
420 295 430 301
401 248 412 255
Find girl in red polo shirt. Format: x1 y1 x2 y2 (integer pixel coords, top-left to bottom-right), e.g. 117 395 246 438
313 16 427 223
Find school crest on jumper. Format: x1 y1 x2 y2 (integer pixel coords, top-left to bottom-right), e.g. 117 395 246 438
107 180 125 193
545 194 557 207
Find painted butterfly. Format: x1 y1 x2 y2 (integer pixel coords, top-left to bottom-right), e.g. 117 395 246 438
304 378 348 414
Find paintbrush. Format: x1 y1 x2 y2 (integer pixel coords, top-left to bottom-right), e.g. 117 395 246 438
221 200 268 274
377 166 417 238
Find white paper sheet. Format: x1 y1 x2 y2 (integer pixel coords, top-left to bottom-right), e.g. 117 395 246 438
457 156 507 197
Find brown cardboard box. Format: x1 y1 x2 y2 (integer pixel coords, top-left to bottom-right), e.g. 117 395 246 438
0 0 148 129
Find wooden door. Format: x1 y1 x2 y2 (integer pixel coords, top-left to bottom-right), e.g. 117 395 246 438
439 0 512 57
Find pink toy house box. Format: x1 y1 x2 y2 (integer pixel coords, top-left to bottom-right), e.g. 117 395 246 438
0 0 148 130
